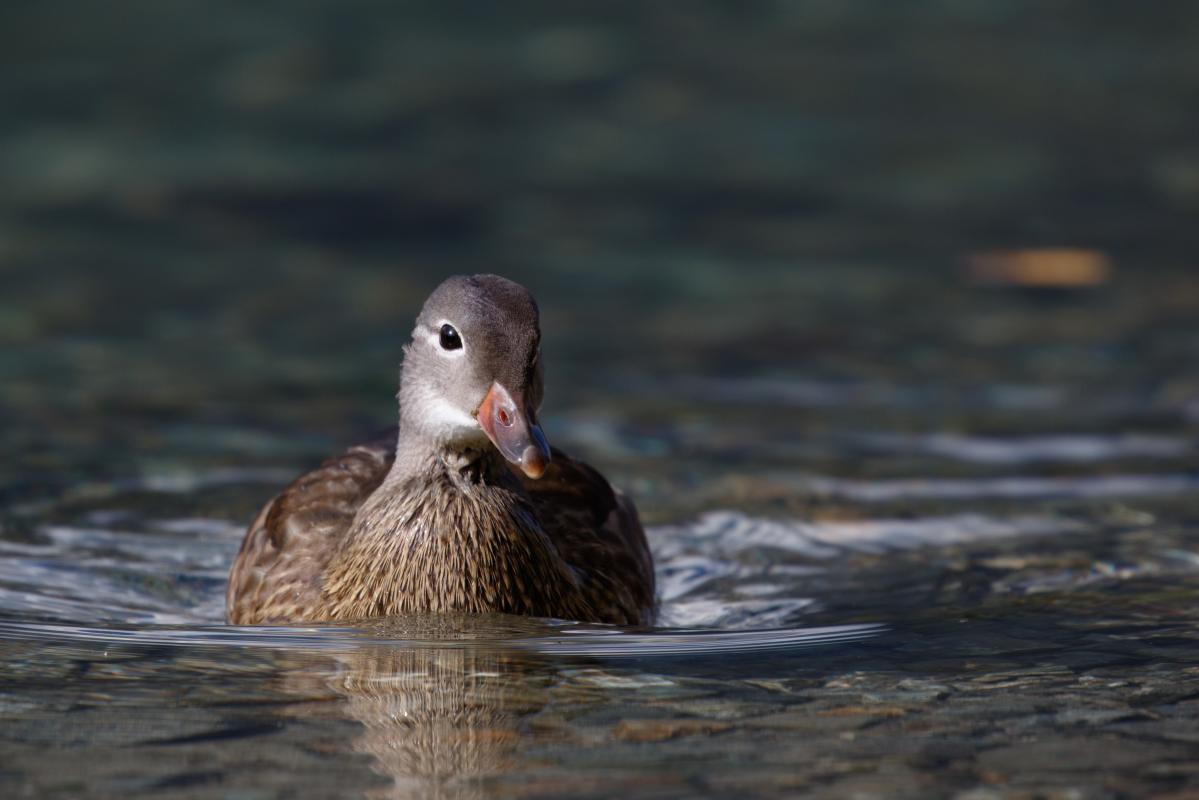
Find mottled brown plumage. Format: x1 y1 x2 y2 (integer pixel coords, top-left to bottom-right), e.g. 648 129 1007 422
227 275 655 626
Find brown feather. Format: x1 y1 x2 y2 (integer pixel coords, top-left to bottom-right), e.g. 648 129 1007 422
227 429 655 626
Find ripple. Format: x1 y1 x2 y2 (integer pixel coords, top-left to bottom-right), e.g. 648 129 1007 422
0 519 241 625
0 507 1092 631
659 598 818 629
648 511 1083 626
858 432 1189 464
793 472 1199 501
654 511 1082 561
0 619 885 658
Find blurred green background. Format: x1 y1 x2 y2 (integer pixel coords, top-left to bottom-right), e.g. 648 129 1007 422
3 0 1198 508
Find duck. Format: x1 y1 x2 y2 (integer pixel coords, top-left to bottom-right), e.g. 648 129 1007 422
227 274 655 626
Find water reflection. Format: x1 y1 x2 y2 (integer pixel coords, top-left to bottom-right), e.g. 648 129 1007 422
0 612 882 798
290 616 885 799
319 637 551 800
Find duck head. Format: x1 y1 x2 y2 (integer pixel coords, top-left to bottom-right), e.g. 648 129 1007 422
398 274 551 479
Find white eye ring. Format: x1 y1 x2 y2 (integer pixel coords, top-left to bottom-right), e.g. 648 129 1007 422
425 320 466 357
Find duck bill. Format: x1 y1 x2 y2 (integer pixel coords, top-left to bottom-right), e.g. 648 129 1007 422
476 382 551 479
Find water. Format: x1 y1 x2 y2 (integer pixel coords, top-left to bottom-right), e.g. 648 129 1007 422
4 2 1199 797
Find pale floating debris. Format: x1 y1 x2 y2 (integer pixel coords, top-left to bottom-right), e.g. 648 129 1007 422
966 248 1112 288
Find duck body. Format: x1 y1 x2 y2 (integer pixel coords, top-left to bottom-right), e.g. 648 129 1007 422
227 275 655 626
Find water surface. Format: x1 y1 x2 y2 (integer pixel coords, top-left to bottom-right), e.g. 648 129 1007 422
3 2 1199 798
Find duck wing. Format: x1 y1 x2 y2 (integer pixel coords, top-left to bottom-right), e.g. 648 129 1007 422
517 448 656 626
226 430 397 624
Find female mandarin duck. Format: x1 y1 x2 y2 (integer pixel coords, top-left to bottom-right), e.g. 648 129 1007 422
227 275 655 626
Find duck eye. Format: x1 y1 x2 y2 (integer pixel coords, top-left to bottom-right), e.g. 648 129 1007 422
439 323 462 351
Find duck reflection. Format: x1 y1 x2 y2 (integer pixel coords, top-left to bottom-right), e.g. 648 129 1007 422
287 615 564 800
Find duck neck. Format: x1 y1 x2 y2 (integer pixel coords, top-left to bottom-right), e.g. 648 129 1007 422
388 428 503 490
392 360 499 485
